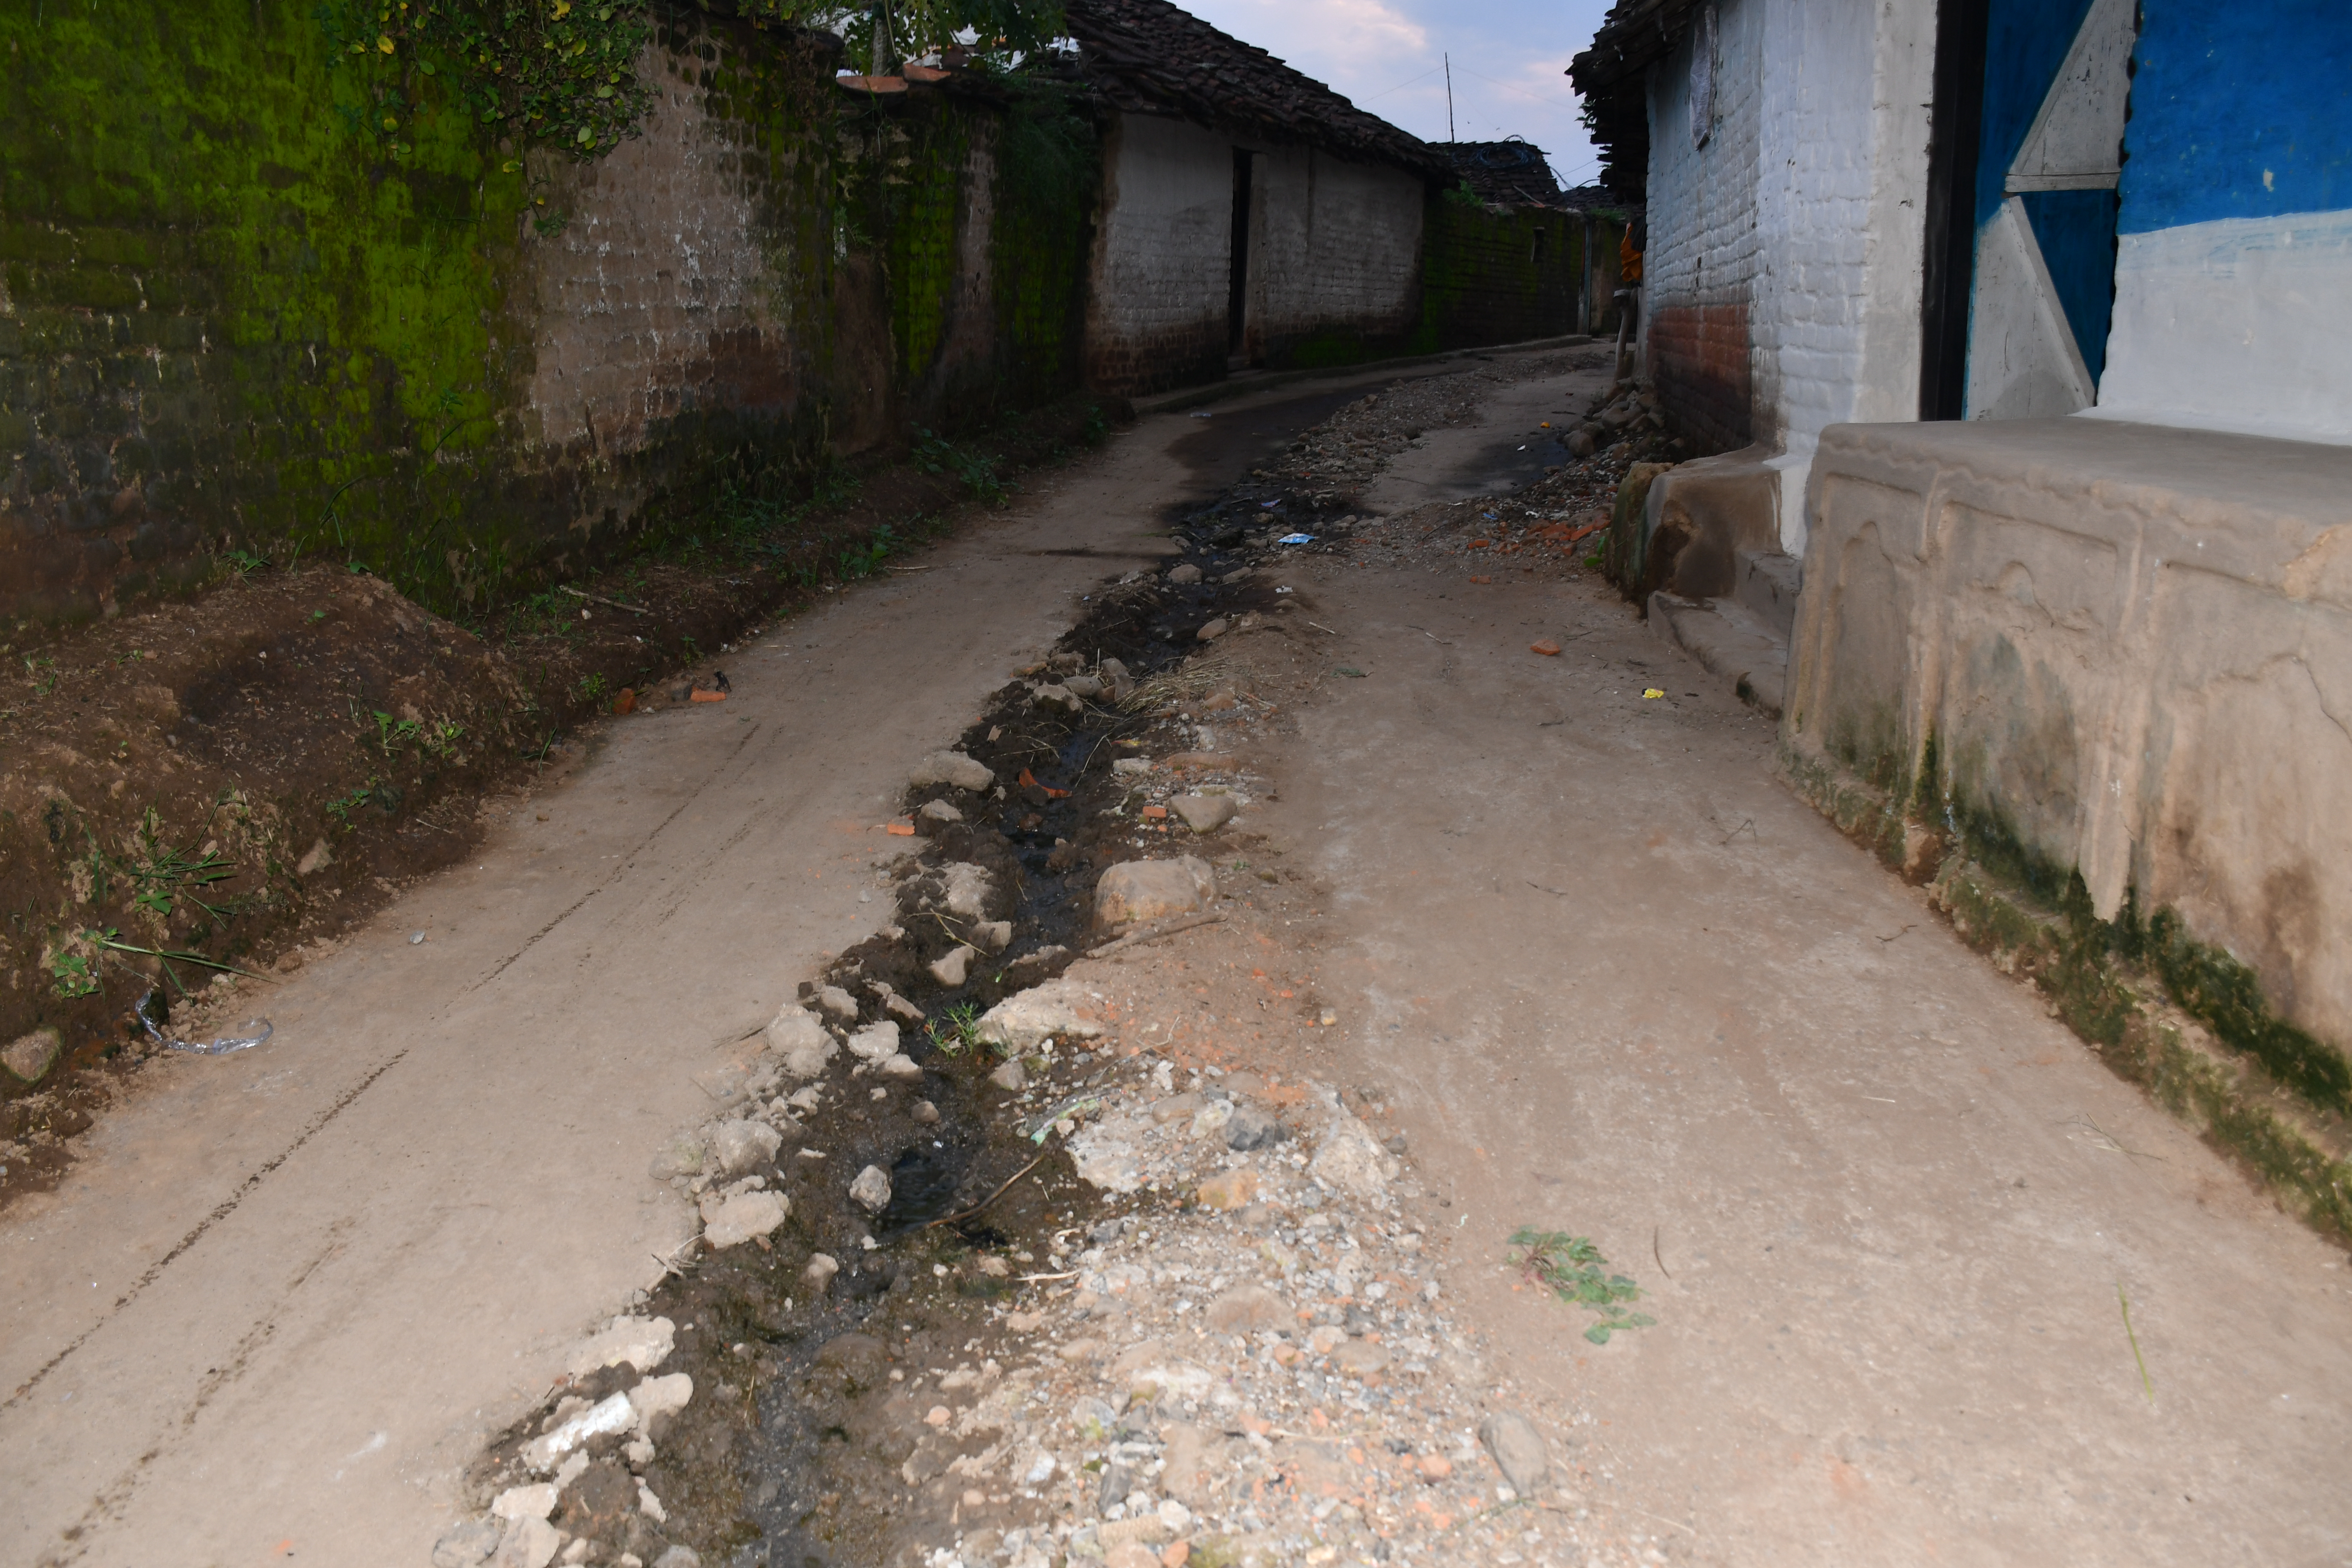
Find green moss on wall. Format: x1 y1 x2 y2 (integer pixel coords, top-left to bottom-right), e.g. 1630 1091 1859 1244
0 12 1094 626
1414 198 1587 354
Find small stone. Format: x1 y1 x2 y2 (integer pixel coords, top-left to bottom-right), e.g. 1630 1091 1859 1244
1166 563 1203 584
1102 657 1131 682
911 751 994 792
1150 1092 1204 1124
1064 674 1106 700
883 993 928 1025
522 1392 637 1472
1417 1454 1453 1481
943 862 996 918
651 1548 701 1568
1112 757 1152 776
929 945 977 987
1478 1410 1551 1495
1169 795 1236 833
712 1119 784 1176
432 1519 501 1568
493 1485 558 1522
646 1133 707 1182
1383 1131 1409 1155
628 1372 694 1427
975 977 1108 1051
1194 1169 1259 1210
816 985 860 1023
699 1190 789 1249
1094 857 1217 929
1224 1104 1287 1151
975 919 1013 950
1568 427 1597 458
2 1027 61 1086
803 1253 841 1292
1307 1091 1399 1195
765 1007 836 1079
492 1516 560 1568
918 798 963 824
990 1059 1028 1091
1187 1100 1234 1140
1034 684 1084 715
879 1052 923 1079
568 1316 675 1377
295 837 334 877
911 1100 941 1125
1330 1340 1390 1377
1203 1285 1289 1332
847 1021 901 1062
849 1165 893 1211
1195 618 1228 642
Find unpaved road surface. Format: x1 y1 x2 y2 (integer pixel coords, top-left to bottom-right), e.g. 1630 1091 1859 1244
8 352 2352 1568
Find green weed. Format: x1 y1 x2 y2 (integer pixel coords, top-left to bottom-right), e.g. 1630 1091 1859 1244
1508 1228 1654 1344
927 1001 984 1056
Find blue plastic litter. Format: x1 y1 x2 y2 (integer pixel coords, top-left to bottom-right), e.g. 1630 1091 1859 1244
1276 533 1316 545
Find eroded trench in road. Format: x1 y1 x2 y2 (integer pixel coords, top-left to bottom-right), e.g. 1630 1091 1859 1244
462 482 1356 1568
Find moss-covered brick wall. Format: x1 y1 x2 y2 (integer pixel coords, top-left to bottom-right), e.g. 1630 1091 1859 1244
0 8 1100 626
1414 195 1586 352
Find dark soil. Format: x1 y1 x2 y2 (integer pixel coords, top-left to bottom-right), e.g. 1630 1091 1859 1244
0 394 1127 1211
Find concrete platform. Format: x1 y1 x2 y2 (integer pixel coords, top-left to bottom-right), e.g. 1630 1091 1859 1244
1788 414 2352 1052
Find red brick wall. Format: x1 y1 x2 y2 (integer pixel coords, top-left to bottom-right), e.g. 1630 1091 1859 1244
1649 302 1753 452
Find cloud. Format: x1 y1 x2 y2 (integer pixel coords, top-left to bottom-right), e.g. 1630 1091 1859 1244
1204 0 1429 80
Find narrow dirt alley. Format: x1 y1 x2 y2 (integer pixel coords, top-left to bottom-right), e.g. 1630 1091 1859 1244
6 348 2349 1568
0 375 1354 1567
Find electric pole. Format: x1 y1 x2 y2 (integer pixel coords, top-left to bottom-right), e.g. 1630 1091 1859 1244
1445 53 1455 142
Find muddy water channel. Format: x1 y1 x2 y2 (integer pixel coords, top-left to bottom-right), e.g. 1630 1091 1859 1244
467 487 1346 1568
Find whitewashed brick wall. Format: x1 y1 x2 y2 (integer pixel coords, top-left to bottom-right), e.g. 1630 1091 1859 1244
1247 145 1424 352
1086 113 1236 392
1642 0 1935 550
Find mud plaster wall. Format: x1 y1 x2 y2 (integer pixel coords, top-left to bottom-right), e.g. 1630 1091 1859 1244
1084 113 1234 395
1788 415 2352 1051
1243 147 1424 369
0 6 1097 625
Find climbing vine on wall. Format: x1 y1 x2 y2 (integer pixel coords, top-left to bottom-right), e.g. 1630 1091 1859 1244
318 0 654 155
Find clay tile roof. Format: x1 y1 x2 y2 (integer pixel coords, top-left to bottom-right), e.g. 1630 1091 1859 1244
1063 0 1448 178
1439 139 1567 208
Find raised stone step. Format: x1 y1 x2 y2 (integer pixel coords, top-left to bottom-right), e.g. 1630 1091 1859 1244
1734 549 1802 641
1648 590 1788 716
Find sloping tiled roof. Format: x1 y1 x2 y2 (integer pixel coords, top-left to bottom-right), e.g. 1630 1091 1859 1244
1440 140 1566 207
1566 0 1704 199
1064 0 1448 178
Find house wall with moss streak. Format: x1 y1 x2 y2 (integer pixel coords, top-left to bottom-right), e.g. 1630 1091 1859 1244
0 5 1098 626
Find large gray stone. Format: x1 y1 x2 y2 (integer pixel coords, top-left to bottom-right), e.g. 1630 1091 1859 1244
909 751 994 792
712 1119 783 1176
1094 856 1216 929
3 1026 61 1086
975 977 1108 1051
1478 1410 1551 1495
849 1165 893 1211
1307 1089 1399 1195
1170 794 1236 833
699 1189 789 1249
765 1006 836 1079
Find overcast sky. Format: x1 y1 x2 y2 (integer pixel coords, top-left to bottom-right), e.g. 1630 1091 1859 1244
1175 0 1618 190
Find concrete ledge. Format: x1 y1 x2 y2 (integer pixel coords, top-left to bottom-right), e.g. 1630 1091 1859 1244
1791 415 2352 1056
1779 734 2352 1244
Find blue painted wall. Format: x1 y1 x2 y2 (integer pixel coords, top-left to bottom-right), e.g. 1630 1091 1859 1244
2119 3 2352 234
